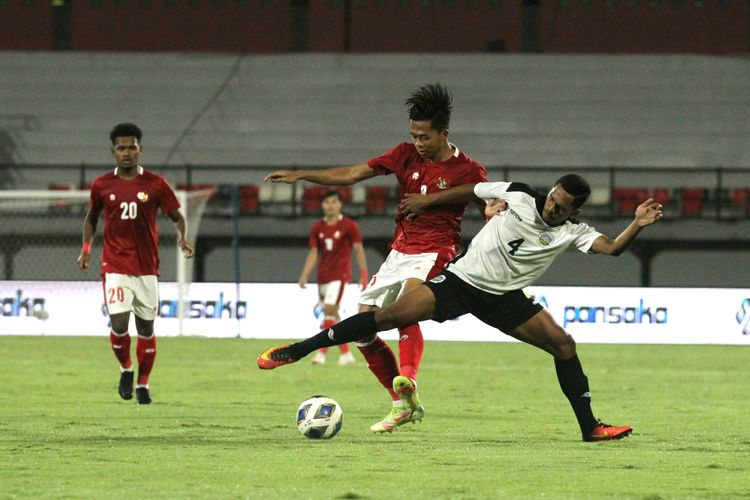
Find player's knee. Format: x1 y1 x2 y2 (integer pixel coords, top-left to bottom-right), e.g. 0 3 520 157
552 331 577 359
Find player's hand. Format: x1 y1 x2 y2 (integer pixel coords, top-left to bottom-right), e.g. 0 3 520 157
634 198 663 227
264 170 298 184
484 198 507 219
179 239 195 258
298 278 307 289
77 252 90 271
399 193 433 218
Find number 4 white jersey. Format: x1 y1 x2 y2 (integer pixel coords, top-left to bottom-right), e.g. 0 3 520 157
446 182 602 295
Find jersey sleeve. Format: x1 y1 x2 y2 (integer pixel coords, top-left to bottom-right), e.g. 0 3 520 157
474 181 511 200
367 143 408 176
158 178 181 213
570 222 604 253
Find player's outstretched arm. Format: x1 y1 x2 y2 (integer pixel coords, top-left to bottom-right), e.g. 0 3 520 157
399 183 479 217
590 198 663 256
264 163 376 186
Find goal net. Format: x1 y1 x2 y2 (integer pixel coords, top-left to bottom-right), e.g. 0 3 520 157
0 188 212 336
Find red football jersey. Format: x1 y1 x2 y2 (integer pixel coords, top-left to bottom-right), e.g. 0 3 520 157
89 166 180 276
368 142 488 257
309 214 363 284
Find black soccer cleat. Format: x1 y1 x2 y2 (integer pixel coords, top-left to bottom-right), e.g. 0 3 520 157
118 371 134 400
135 386 152 405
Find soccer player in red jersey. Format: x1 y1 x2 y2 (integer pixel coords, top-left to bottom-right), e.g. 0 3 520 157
299 190 369 366
77 123 195 405
265 83 488 432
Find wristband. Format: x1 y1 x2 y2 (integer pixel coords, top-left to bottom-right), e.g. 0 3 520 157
81 242 92 253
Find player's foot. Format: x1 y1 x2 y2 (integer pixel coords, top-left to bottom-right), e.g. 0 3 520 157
311 351 326 365
370 405 424 433
257 345 298 370
393 375 422 413
135 386 152 405
118 370 134 400
337 351 356 366
584 420 633 442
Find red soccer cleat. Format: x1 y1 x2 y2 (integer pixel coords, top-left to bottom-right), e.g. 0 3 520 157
584 420 633 442
257 345 298 370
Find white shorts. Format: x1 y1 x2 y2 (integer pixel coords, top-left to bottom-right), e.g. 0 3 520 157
103 273 159 321
359 250 439 309
318 280 344 306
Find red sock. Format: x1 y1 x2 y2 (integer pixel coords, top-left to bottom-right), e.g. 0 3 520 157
136 335 157 386
357 337 400 401
109 331 132 370
338 343 350 354
398 323 424 382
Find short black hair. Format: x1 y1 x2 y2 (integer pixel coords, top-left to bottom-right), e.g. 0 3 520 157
555 174 591 208
405 83 453 132
110 123 142 144
322 190 342 202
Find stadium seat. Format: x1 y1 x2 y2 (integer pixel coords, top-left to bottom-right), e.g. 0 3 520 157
48 182 74 212
366 186 390 214
239 184 260 213
302 186 352 214
612 188 648 216
651 188 670 206
679 188 706 217
731 188 750 215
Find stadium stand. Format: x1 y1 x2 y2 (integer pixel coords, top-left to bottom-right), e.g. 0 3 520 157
1 52 750 173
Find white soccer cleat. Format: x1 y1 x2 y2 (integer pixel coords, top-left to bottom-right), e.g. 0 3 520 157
311 351 326 365
337 351 356 366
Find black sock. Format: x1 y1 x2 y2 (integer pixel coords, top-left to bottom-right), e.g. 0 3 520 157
289 311 378 360
554 355 598 435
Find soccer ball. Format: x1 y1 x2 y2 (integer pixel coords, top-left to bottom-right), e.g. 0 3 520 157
296 395 343 439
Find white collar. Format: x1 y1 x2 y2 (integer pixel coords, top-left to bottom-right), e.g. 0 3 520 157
114 165 144 176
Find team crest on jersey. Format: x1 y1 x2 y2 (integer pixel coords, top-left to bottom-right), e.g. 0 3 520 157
538 231 554 246
412 172 419 180
109 194 115 201
436 177 450 190
137 192 149 202
334 230 340 239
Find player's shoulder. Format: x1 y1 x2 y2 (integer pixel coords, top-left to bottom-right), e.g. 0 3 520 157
505 182 539 197
340 214 360 227
140 167 166 182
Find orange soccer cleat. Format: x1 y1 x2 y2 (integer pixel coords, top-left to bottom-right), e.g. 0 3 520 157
584 420 633 442
257 345 298 370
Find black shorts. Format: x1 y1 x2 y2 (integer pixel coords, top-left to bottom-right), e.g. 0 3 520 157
423 271 543 333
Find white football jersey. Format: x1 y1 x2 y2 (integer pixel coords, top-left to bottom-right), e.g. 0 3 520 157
446 182 603 295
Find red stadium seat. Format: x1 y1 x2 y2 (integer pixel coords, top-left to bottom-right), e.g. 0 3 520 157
613 188 648 216
49 182 74 212
680 188 705 217
731 188 750 214
366 186 390 214
302 186 351 214
239 185 260 213
651 188 670 206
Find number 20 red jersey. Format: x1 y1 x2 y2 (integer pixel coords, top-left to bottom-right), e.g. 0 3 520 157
89 166 180 276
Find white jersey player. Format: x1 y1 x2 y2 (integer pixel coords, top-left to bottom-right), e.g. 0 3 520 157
258 174 663 442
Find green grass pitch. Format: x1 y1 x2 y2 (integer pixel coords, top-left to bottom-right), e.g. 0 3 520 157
1 336 749 499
